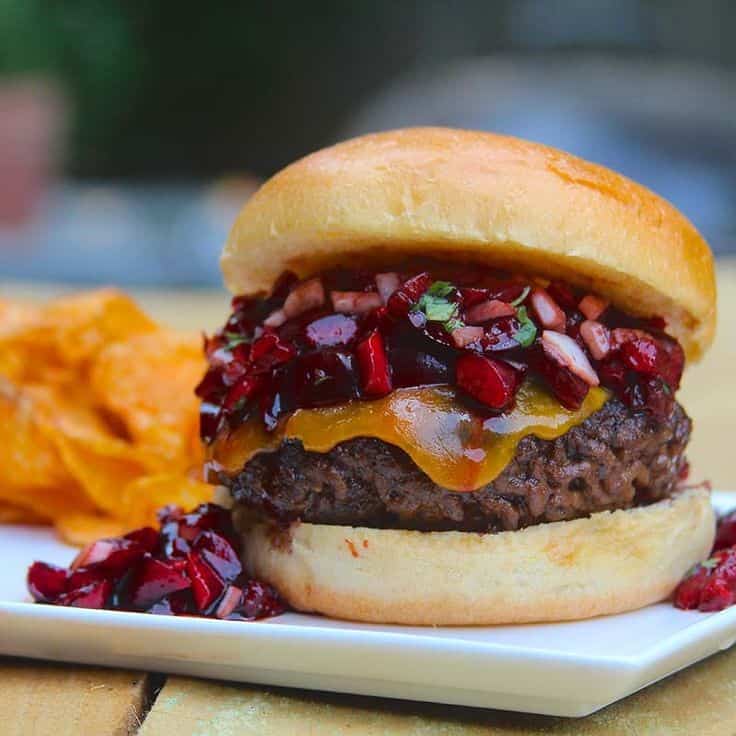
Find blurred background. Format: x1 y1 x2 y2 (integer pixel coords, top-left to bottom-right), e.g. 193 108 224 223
0 0 734 287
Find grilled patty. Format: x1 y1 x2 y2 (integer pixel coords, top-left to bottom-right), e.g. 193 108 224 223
225 398 691 533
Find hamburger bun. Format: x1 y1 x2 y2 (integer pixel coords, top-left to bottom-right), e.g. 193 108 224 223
236 488 715 625
221 127 716 360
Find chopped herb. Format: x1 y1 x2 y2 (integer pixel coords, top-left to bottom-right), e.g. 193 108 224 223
224 332 251 349
445 317 464 333
512 306 537 347
510 286 531 308
411 281 464 333
662 381 672 396
426 281 454 298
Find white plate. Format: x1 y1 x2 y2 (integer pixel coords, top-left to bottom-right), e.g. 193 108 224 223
1 492 734 718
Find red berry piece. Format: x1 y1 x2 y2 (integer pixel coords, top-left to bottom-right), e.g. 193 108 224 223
699 577 736 612
715 512 736 552
124 526 160 555
236 580 287 620
456 353 521 410
56 580 112 609
459 287 490 308
186 552 227 613
479 316 521 352
27 562 68 603
532 347 590 410
128 557 191 610
356 331 392 397
387 272 432 316
250 333 296 373
285 350 359 408
674 565 710 610
546 281 578 310
620 336 660 375
67 566 108 592
70 537 148 577
192 530 242 582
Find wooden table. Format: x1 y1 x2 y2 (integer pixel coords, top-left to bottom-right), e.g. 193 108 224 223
3 261 736 735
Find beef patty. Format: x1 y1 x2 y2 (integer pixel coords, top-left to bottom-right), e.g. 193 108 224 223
225 398 691 533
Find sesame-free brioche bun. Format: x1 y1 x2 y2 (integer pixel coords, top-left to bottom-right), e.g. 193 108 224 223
221 127 716 361
236 488 714 626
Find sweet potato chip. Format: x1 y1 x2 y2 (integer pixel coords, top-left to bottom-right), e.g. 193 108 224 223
56 513 128 547
90 330 205 469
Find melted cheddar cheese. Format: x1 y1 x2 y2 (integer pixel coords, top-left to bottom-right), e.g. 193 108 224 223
207 382 609 492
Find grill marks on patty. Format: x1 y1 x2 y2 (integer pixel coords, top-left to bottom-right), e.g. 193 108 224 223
225 399 691 533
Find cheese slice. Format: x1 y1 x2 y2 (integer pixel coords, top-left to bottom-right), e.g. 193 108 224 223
207 381 608 492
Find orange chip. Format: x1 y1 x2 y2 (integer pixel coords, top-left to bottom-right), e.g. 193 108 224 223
0 289 157 385
121 474 213 529
90 330 205 469
0 379 74 491
56 513 127 547
0 290 211 542
0 501 46 525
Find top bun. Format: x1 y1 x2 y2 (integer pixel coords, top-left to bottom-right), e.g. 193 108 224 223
222 127 716 360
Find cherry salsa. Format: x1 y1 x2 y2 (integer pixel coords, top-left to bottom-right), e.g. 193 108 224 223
27 503 286 620
197 267 685 442
675 508 736 612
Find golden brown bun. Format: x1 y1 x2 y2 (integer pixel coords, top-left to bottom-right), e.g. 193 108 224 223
237 489 714 626
221 127 715 360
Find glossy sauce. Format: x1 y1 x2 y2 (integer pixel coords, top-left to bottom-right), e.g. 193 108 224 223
208 382 609 492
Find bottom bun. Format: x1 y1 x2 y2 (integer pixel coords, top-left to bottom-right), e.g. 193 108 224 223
237 488 715 625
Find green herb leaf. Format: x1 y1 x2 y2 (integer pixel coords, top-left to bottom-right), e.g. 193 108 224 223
701 557 720 569
411 281 465 333
224 332 251 349
512 306 537 348
509 286 531 307
422 296 459 323
445 317 465 333
426 281 454 298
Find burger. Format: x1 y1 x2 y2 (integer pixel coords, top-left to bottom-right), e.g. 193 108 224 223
197 127 717 625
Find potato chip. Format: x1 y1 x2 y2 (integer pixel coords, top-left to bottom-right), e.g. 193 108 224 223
56 513 127 546
120 474 213 529
90 330 205 469
0 289 157 386
0 289 213 543
0 502 46 525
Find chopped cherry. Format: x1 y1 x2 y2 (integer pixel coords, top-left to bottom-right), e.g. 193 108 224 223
200 269 684 439
192 530 242 582
236 580 287 619
456 353 520 410
56 580 113 609
71 537 148 576
674 547 736 612
186 551 227 613
128 557 191 610
715 512 736 552
356 331 392 397
387 272 432 316
533 347 590 411
124 527 160 554
27 562 68 603
27 502 287 621
546 281 578 310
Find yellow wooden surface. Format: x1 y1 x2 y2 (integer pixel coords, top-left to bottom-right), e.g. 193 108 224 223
2 261 735 733
0 659 150 736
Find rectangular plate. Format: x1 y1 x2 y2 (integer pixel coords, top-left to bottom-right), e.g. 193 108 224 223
1 491 734 718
